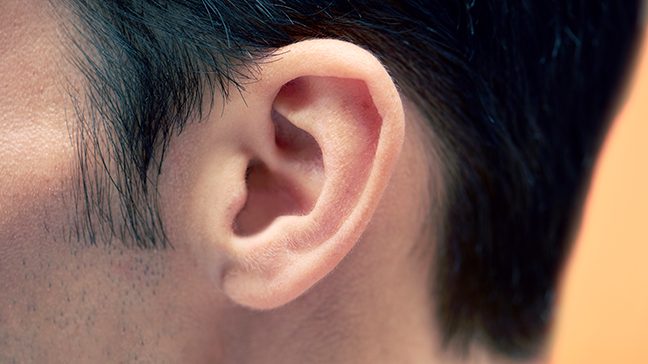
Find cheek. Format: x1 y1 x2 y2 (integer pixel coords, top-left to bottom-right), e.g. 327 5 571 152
0 115 79 352
0 96 77 243
0 0 82 245
0 119 76 297
0 2 79 252
0 120 74 188
0 63 79 300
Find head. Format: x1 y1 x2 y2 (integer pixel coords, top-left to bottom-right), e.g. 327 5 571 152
0 0 641 362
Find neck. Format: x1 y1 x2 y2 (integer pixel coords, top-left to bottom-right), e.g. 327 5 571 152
214 236 547 364
219 242 439 364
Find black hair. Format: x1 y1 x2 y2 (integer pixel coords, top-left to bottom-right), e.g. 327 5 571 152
57 0 642 358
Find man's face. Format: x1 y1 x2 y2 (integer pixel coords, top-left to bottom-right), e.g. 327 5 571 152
0 3 229 362
0 0 432 361
4 0 640 362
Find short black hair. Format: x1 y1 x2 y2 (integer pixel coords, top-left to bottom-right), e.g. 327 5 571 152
56 0 642 358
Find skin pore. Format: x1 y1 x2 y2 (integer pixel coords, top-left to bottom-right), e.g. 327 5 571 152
0 1 453 363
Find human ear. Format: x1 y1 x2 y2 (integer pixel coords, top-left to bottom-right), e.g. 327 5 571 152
186 39 404 310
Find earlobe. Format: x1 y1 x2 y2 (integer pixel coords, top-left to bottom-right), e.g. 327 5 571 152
220 39 404 310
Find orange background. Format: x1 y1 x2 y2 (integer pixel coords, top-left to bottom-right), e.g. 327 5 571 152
550 28 648 363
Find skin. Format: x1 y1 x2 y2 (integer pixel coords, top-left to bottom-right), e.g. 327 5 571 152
0 1 544 363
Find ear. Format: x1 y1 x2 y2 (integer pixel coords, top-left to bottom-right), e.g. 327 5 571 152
213 39 404 309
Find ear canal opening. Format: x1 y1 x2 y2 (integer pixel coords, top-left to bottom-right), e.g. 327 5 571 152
232 109 324 237
232 160 303 236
